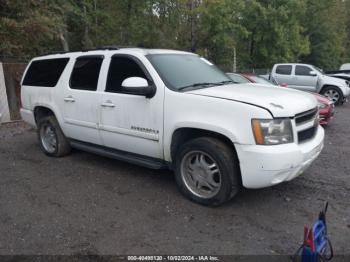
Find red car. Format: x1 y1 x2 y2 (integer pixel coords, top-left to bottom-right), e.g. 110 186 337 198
313 92 335 126
227 72 334 125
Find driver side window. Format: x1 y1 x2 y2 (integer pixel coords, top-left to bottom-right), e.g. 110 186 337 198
295 65 313 76
106 56 148 94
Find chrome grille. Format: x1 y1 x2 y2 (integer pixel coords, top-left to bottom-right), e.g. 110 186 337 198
295 108 318 125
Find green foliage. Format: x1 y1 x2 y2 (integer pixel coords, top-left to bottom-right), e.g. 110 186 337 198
302 0 348 70
1 0 350 70
237 0 309 69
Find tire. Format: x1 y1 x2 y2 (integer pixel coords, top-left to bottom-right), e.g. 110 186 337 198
174 137 240 206
37 115 71 157
321 86 344 105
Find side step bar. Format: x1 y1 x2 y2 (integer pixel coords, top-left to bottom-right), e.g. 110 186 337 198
70 140 169 170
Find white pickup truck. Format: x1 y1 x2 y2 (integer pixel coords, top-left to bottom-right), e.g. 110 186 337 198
271 63 350 105
20 48 324 206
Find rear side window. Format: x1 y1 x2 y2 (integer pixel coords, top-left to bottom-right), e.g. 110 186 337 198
295 65 312 76
70 56 103 91
276 65 292 75
22 58 69 87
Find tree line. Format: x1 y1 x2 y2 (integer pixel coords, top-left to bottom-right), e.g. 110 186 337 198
1 0 350 71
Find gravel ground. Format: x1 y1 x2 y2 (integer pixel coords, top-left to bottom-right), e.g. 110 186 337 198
0 104 349 258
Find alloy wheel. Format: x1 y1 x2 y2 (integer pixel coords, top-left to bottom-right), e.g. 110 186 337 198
180 151 222 199
40 123 57 153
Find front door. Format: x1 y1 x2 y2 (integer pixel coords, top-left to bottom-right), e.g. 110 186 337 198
99 55 164 159
292 65 318 92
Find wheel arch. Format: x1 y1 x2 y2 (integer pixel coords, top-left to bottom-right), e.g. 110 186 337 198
169 127 242 188
320 84 341 94
33 103 62 124
319 85 344 105
170 127 239 164
34 106 55 123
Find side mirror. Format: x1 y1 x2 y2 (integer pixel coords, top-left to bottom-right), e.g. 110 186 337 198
309 71 317 76
121 77 156 98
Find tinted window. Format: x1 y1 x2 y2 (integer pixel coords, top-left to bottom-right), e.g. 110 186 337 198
249 76 275 85
70 56 103 91
106 56 147 93
147 54 231 91
276 65 292 75
226 73 250 84
22 58 69 87
295 65 313 76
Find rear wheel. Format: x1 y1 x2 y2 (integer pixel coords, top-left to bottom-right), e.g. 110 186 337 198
321 86 343 105
37 115 71 157
174 137 240 206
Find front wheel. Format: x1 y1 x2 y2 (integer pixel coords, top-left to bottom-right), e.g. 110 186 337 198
321 86 344 105
174 137 240 206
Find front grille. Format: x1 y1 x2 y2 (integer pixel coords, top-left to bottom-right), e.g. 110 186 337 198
295 108 318 125
298 126 317 143
295 107 319 143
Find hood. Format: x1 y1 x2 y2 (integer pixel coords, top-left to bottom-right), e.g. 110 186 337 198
312 92 332 105
188 83 317 118
321 74 347 86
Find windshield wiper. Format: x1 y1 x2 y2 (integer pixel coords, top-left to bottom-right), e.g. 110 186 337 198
215 80 235 85
178 82 217 91
178 80 234 91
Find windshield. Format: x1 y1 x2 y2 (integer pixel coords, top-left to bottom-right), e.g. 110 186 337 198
147 54 232 91
312 66 323 74
226 73 250 84
249 75 275 85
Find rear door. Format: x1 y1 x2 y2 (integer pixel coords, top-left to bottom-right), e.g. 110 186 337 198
60 55 104 145
273 65 293 86
99 54 164 159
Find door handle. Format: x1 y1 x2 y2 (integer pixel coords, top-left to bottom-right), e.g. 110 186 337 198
64 96 75 102
101 100 116 108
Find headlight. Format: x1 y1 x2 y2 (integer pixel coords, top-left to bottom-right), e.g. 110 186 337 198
318 101 327 109
252 118 293 145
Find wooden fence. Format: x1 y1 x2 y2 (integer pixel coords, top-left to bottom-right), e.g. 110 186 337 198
0 62 27 122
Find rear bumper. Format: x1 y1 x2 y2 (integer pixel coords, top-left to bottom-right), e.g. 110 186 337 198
20 108 36 127
235 126 324 189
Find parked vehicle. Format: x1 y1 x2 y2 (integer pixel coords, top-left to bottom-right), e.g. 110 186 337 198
240 72 284 86
340 63 350 71
326 63 350 75
227 72 334 126
313 93 334 126
225 73 250 84
271 63 350 105
21 48 324 206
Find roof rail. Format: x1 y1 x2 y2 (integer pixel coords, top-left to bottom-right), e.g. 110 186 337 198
39 45 141 57
82 46 120 52
39 50 69 56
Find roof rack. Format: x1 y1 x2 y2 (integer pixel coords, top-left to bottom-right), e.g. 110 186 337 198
82 46 120 52
40 45 139 57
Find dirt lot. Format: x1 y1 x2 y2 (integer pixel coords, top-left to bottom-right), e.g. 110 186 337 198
0 104 349 258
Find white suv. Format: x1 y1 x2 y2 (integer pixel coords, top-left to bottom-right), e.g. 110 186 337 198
271 63 350 105
20 48 324 206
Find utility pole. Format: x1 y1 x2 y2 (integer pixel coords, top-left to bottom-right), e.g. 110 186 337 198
190 0 195 52
233 47 237 72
